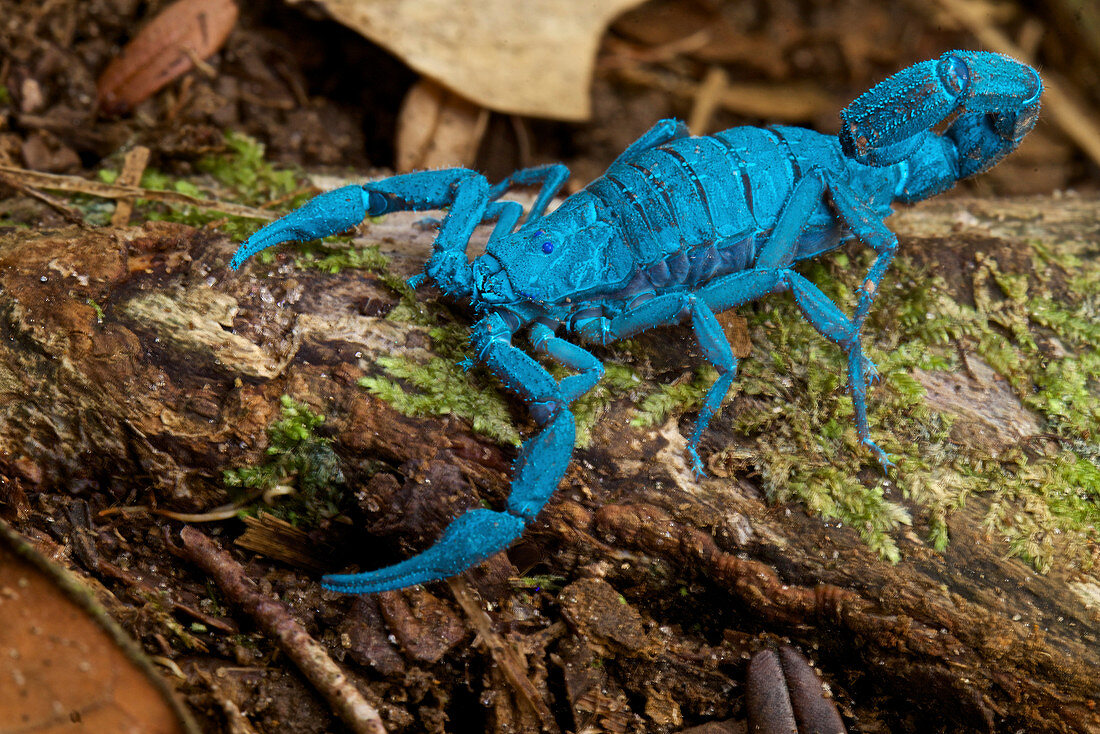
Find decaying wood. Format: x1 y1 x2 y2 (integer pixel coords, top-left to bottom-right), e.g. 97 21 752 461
0 195 1097 732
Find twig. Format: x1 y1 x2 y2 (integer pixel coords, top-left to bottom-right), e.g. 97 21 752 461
929 0 1100 170
110 145 151 226
0 169 85 223
95 556 238 633
99 503 246 522
611 66 836 122
0 164 280 221
177 526 388 734
688 66 729 136
446 576 559 731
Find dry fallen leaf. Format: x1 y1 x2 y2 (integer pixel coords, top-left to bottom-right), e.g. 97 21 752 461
395 79 489 171
0 520 198 734
288 0 647 120
97 0 239 115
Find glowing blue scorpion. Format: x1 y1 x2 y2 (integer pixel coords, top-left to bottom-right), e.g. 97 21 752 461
231 51 1041 594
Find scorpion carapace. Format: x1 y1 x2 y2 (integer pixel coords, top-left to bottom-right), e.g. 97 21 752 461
231 51 1042 594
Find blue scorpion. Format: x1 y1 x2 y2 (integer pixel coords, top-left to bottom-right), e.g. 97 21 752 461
231 51 1041 594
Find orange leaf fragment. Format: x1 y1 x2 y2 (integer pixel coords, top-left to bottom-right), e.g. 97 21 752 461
97 0 239 115
0 521 198 733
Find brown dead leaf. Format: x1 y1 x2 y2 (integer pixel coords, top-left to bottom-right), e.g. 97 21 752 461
395 79 489 171
289 0 647 120
97 0 239 115
0 520 198 734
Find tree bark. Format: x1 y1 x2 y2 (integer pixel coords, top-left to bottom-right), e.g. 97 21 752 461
0 195 1097 733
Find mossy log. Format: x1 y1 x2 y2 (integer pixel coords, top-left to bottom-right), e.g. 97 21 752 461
0 195 1097 733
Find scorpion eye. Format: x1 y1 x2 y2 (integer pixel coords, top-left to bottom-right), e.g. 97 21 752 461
541 241 554 254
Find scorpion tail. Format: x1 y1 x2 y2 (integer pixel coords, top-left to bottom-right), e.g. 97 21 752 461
839 50 1041 170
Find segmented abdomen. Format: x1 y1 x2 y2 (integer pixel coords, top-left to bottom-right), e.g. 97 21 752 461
586 126 839 268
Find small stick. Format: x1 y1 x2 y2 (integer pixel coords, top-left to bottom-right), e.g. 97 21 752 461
0 169 85 223
110 145 151 226
177 527 388 734
688 66 729 136
446 576 559 731
0 163 280 221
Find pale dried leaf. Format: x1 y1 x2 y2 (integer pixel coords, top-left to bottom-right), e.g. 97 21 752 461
395 79 489 171
287 0 647 120
97 0 239 114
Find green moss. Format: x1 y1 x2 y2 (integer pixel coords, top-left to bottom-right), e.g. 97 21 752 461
86 298 105 323
510 574 567 593
101 132 312 238
223 395 347 526
359 356 522 445
875 242 1099 571
293 241 391 274
196 131 302 203
570 362 643 447
630 365 718 429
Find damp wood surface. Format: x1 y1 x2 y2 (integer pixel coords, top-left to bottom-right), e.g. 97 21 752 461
0 193 1097 733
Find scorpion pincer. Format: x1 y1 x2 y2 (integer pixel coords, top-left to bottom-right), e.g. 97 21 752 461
231 51 1042 594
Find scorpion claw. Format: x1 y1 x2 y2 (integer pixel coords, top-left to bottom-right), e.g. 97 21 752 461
321 509 526 594
229 185 370 269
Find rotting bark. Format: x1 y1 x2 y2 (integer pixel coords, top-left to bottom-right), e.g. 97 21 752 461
0 195 1097 733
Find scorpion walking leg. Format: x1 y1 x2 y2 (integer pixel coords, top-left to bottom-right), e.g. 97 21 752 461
435 164 569 243
487 164 571 225
753 170 894 469
610 119 688 167
608 273 787 475
824 172 900 385
322 312 581 593
685 301 739 475
529 322 604 406
785 272 893 470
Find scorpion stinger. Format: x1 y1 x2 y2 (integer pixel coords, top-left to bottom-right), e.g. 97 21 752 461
233 53 1042 595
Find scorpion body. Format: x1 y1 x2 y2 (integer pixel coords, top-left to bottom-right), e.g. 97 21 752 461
231 51 1042 594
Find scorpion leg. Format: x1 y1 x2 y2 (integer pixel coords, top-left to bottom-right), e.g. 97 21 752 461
487 164 571 226
822 171 900 386
529 322 604 405
785 272 892 470
755 170 895 469
608 284 784 476
323 312 581 594
755 173 828 270
484 200 525 244
610 119 689 167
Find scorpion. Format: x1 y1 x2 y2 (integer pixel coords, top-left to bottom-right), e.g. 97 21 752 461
230 51 1041 594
